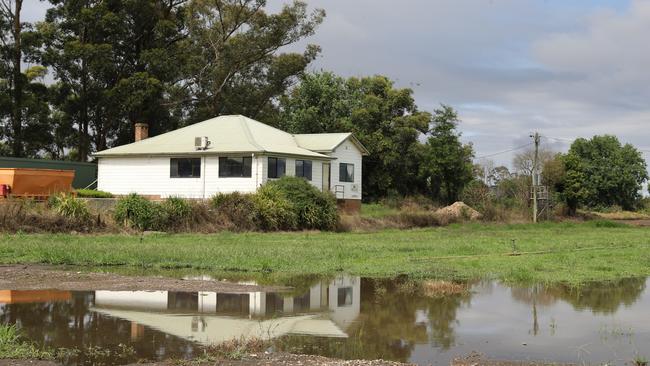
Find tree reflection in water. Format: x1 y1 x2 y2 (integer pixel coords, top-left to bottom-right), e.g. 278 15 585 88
0 292 199 364
510 277 646 314
275 277 472 362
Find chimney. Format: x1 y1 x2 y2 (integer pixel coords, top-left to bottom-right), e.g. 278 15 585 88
134 123 149 142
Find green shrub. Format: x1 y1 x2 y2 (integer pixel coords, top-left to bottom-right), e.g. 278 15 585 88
114 193 160 230
262 176 338 230
210 192 259 231
48 193 91 221
159 197 193 229
75 189 114 198
254 185 298 231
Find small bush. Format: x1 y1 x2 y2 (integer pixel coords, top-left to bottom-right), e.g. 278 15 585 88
210 192 259 231
254 186 298 231
159 197 193 229
262 176 338 230
114 194 160 230
49 193 91 221
75 189 113 198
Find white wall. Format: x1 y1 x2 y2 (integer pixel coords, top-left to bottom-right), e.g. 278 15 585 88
98 155 261 199
328 139 363 200
97 154 328 198
262 155 324 191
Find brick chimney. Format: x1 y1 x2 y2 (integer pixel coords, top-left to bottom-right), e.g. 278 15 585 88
134 123 149 142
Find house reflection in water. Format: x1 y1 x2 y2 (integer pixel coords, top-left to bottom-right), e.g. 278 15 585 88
91 276 360 345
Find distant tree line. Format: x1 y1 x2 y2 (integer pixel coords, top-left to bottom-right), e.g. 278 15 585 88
471 135 648 215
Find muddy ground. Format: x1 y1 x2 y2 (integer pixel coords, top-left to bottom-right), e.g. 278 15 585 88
0 265 287 292
0 353 411 366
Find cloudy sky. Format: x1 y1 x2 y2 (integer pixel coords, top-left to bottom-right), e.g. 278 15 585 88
23 0 650 168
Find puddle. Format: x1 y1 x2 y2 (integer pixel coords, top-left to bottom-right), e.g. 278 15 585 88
0 276 648 365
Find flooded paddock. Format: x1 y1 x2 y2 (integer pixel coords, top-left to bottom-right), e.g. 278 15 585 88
0 275 648 365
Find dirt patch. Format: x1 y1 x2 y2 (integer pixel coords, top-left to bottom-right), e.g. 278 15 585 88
452 352 575 366
0 361 58 366
0 265 288 292
1 353 411 366
435 202 482 221
140 352 412 366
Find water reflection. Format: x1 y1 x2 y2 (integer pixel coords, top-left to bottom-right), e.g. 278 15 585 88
0 276 649 366
91 276 360 344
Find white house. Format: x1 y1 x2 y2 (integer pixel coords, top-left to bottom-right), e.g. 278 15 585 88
91 275 361 344
94 115 368 210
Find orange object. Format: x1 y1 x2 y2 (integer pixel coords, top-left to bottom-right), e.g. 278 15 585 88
0 290 72 304
0 168 74 198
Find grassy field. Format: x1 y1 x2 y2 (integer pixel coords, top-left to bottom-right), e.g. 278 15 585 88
1 221 650 284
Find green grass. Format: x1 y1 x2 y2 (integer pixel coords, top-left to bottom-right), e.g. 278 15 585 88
360 203 400 218
0 325 54 360
75 188 114 198
1 222 650 284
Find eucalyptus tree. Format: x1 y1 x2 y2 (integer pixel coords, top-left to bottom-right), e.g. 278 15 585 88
182 0 325 122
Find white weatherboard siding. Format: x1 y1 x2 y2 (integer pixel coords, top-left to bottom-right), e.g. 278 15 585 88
97 154 328 198
329 139 363 200
98 157 205 198
98 156 261 198
261 155 324 191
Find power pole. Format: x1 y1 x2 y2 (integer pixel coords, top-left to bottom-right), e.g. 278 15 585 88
531 132 540 223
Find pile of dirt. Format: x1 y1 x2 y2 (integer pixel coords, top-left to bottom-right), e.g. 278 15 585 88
434 201 482 222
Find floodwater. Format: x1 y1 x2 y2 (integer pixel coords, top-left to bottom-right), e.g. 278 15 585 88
1 275 648 365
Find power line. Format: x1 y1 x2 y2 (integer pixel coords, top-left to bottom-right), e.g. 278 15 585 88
542 135 650 152
475 142 533 159
540 135 575 143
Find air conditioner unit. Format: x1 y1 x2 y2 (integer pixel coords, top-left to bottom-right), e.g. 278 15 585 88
194 136 211 150
351 184 359 192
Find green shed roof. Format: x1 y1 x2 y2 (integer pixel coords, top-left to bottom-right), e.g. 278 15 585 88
94 115 338 159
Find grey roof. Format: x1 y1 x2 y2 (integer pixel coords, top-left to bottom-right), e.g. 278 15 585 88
94 115 336 159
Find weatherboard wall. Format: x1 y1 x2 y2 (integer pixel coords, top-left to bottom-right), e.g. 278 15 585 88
97 154 327 198
329 139 363 200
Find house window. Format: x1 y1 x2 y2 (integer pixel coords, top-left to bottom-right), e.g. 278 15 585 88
295 160 312 181
339 163 354 182
170 158 201 178
219 157 252 178
337 287 353 307
268 157 286 178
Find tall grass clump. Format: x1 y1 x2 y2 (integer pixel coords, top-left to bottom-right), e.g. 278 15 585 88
113 193 160 230
159 196 193 230
262 176 338 230
49 193 91 221
0 324 54 360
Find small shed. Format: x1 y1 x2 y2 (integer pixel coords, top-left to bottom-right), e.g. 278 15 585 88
0 157 97 189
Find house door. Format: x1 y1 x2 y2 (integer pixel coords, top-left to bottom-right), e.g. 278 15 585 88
322 163 331 192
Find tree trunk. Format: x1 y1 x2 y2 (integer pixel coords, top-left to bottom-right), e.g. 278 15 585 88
10 0 23 157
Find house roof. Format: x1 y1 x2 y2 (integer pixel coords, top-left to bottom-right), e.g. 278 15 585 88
90 308 348 344
93 115 334 159
293 133 370 155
